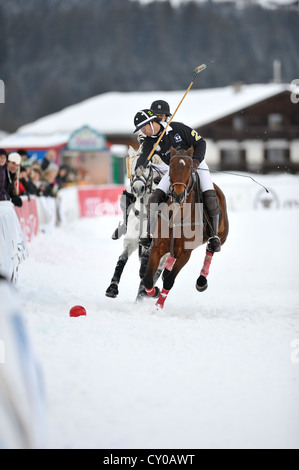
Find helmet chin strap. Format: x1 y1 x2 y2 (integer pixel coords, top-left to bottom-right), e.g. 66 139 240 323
150 122 155 136
150 121 161 138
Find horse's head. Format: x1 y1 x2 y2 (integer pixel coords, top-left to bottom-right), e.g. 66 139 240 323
169 147 193 205
131 165 153 198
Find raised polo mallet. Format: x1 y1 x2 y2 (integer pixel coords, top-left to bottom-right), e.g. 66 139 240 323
136 64 207 175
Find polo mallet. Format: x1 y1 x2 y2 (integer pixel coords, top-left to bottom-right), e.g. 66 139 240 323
137 64 207 175
126 155 132 179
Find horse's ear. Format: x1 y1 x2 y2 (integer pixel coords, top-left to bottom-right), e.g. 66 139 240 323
169 146 177 158
187 146 194 158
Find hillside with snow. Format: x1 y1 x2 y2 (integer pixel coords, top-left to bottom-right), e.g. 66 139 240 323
0 0 298 132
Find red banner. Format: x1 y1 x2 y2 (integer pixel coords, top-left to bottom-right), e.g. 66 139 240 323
77 186 126 217
14 197 39 242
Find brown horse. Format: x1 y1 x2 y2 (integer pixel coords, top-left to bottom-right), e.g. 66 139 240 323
143 147 229 309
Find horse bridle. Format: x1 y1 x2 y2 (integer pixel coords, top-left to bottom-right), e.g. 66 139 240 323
169 155 194 203
131 164 154 195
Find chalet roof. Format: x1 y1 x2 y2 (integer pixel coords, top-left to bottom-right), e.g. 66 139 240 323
0 83 293 148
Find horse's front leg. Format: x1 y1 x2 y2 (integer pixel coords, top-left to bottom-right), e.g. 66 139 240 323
105 251 128 298
105 239 137 298
143 245 165 297
196 250 214 292
155 250 192 309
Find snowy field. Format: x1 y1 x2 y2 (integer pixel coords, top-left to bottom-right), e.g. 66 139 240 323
15 181 299 449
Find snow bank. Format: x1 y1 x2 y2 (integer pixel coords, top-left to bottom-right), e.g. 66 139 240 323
9 173 299 449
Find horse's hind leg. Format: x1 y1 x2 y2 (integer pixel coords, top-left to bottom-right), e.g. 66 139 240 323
138 245 150 280
196 250 214 292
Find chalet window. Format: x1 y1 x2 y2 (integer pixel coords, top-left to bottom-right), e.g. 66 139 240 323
268 113 283 130
265 148 288 164
222 149 243 164
264 140 290 171
220 146 246 171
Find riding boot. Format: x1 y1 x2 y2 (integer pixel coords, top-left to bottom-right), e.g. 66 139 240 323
207 214 221 252
111 190 135 240
140 189 166 247
203 189 221 253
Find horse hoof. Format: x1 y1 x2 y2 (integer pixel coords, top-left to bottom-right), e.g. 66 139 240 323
196 275 208 292
105 283 119 298
152 287 160 298
137 286 160 300
135 288 147 301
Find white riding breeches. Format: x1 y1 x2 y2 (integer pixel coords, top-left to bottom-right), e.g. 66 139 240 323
156 159 214 195
151 161 169 180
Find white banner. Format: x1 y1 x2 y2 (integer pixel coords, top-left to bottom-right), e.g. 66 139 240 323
0 202 28 283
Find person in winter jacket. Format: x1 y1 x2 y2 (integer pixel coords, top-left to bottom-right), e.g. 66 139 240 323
38 163 59 197
0 149 11 202
19 165 39 196
0 149 22 207
41 148 57 171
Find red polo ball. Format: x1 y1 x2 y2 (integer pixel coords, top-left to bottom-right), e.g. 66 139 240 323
69 305 86 317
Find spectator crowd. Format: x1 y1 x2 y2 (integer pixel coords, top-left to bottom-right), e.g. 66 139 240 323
0 148 74 207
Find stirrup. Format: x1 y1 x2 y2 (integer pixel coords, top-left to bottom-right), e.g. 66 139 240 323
111 222 127 240
207 236 221 253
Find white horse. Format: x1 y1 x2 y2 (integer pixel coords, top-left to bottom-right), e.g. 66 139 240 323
105 147 168 301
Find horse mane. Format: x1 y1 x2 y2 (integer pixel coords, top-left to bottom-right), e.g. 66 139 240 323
128 146 139 175
128 145 163 176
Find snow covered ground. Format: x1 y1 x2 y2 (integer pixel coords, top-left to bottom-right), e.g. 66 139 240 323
15 181 299 449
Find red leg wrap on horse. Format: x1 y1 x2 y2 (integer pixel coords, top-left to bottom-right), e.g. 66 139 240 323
155 288 170 309
164 255 176 271
145 286 156 297
200 251 214 278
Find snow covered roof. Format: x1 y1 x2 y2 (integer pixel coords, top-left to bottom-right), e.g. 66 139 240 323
0 83 292 148
0 132 70 149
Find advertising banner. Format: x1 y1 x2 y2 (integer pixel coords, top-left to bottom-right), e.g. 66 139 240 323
77 186 126 217
14 197 39 242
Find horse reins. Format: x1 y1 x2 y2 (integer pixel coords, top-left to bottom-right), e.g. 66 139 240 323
131 165 154 195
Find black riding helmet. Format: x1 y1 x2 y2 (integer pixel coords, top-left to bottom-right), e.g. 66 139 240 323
150 100 171 116
133 109 157 133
